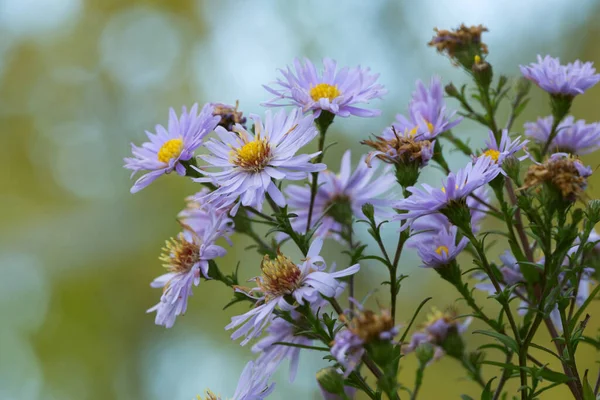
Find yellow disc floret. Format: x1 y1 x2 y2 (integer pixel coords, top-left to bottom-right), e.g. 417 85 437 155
408 121 434 137
435 245 449 256
310 83 341 102
157 138 184 163
258 251 302 300
482 149 500 162
231 135 272 172
159 232 201 274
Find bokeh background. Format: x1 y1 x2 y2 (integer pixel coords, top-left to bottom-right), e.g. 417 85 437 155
2 0 600 399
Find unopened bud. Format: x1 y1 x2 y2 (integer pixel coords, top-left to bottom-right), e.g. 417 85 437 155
416 342 435 365
445 83 460 98
316 367 345 397
472 58 493 89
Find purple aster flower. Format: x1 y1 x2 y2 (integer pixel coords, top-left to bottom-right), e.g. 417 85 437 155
262 58 386 118
196 108 326 214
231 360 276 400
252 310 313 382
480 129 529 167
394 156 501 229
179 188 234 242
147 214 229 328
284 150 396 240
524 116 600 155
226 239 359 345
330 329 365 377
520 55 600 96
474 250 526 298
124 103 220 193
414 226 468 268
405 308 471 360
391 76 462 140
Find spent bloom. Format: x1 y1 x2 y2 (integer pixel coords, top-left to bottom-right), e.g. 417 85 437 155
394 156 501 229
331 307 399 376
363 125 434 168
262 58 386 117
523 153 592 200
414 226 468 268
524 116 600 155
197 108 326 214
226 239 359 345
405 307 471 360
252 311 313 382
124 103 220 193
211 101 247 131
285 150 396 240
391 77 462 140
480 129 529 167
428 24 488 66
147 214 229 328
520 55 600 96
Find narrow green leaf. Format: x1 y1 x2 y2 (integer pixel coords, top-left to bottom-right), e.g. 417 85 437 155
569 284 600 332
473 330 519 353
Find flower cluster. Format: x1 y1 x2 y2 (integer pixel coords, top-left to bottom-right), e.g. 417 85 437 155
123 31 600 400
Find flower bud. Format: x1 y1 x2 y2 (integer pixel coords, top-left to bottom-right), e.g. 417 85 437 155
502 155 521 184
472 57 493 89
316 367 346 397
445 83 460 98
416 342 435 365
361 203 375 221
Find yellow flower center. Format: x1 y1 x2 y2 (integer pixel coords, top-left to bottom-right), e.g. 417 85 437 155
160 232 201 274
258 251 302 300
408 121 434 137
474 55 482 65
310 83 341 102
157 138 184 163
435 245 449 256
231 136 272 172
482 149 500 162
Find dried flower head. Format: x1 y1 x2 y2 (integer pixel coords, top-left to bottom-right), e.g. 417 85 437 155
212 101 247 131
363 128 433 167
342 308 397 342
429 24 488 66
522 153 592 200
257 251 302 301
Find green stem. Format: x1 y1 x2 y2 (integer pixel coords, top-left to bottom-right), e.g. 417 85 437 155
306 111 334 233
410 365 426 400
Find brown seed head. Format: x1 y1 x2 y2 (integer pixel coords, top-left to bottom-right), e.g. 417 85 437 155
523 156 589 200
428 24 488 60
257 250 302 300
346 309 395 342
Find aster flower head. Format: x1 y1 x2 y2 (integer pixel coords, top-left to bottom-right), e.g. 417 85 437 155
211 100 247 131
252 310 313 382
405 307 471 360
179 188 234 241
197 108 326 214
414 226 468 269
262 58 386 118
520 55 600 96
124 103 220 193
392 77 462 140
285 150 396 240
331 306 399 376
394 156 501 230
428 24 488 68
480 129 529 169
523 153 592 200
524 116 600 155
226 239 360 345
147 215 228 328
363 126 434 168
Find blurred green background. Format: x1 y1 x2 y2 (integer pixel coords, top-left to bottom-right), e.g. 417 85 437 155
2 0 600 399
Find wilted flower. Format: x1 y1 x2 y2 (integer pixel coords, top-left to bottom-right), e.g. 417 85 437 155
147 215 229 328
394 156 501 230
197 108 326 214
479 129 529 168
124 103 220 193
285 150 396 240
331 307 399 376
262 58 386 117
363 126 434 168
414 226 468 268
227 239 359 345
390 77 462 140
252 310 313 382
520 55 600 96
524 116 600 155
428 24 488 68
211 101 247 131
522 153 592 200
405 307 471 360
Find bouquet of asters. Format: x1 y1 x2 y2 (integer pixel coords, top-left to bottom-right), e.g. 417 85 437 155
124 24 600 400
